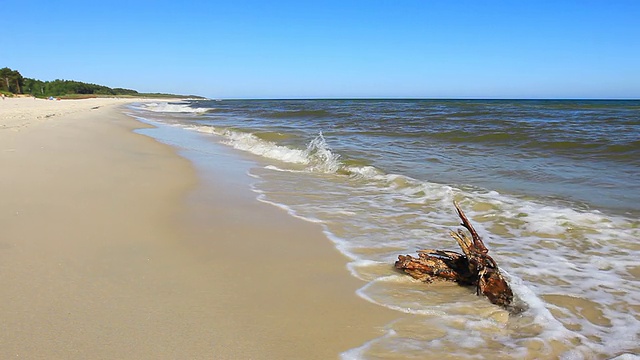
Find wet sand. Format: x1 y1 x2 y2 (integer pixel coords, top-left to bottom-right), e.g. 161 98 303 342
0 98 395 359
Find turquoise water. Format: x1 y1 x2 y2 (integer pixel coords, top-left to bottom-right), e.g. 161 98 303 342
131 100 640 359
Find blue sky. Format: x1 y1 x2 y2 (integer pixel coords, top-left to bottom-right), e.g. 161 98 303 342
3 0 639 99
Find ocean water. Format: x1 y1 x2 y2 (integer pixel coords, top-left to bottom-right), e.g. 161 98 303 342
131 99 639 359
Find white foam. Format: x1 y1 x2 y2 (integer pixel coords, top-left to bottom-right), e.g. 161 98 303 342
356 280 448 316
128 105 640 358
610 354 640 360
140 102 211 113
254 193 324 224
251 161 640 356
340 329 397 360
264 165 306 173
304 132 343 173
345 165 382 179
346 259 384 272
224 130 310 164
164 122 385 180
213 129 352 175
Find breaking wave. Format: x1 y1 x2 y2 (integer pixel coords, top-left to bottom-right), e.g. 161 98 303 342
189 124 347 174
139 102 212 113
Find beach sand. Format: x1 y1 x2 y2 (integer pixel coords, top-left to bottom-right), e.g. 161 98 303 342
0 98 395 359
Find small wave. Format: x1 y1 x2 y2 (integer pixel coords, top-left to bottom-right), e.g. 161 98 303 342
185 124 310 164
356 280 449 316
263 165 306 173
254 192 325 224
219 128 347 174
141 102 212 113
304 132 343 173
225 130 310 164
177 122 428 183
340 328 397 360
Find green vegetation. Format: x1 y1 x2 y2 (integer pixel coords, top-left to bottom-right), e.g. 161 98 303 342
1 67 24 95
1 67 203 99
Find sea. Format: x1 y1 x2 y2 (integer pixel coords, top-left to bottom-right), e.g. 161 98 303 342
129 99 639 359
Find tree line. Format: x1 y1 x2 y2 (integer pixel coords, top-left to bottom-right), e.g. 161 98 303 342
1 67 139 97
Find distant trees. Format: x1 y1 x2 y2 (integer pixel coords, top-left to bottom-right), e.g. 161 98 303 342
0 67 24 94
22 77 46 96
0 66 139 97
37 79 125 96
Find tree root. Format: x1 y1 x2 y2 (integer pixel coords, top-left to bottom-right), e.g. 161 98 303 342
395 202 514 309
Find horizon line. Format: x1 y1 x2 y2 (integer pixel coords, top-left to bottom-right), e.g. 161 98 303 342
198 97 640 101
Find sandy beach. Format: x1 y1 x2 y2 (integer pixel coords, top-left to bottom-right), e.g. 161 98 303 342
0 98 394 359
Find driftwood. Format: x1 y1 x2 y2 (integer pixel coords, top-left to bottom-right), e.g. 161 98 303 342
395 201 514 309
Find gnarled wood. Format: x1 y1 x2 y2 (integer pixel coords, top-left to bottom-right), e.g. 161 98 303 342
395 201 514 309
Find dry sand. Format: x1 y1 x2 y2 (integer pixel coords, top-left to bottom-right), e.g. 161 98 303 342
0 98 395 359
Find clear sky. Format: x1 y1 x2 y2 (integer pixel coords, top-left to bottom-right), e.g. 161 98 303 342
3 0 639 99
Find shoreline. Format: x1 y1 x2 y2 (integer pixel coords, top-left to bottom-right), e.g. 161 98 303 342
0 98 395 358
135 114 398 358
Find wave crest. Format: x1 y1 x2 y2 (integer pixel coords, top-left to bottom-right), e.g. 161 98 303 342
141 102 211 113
304 132 343 173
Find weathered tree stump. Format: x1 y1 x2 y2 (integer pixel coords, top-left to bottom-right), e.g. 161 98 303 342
395 201 514 309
